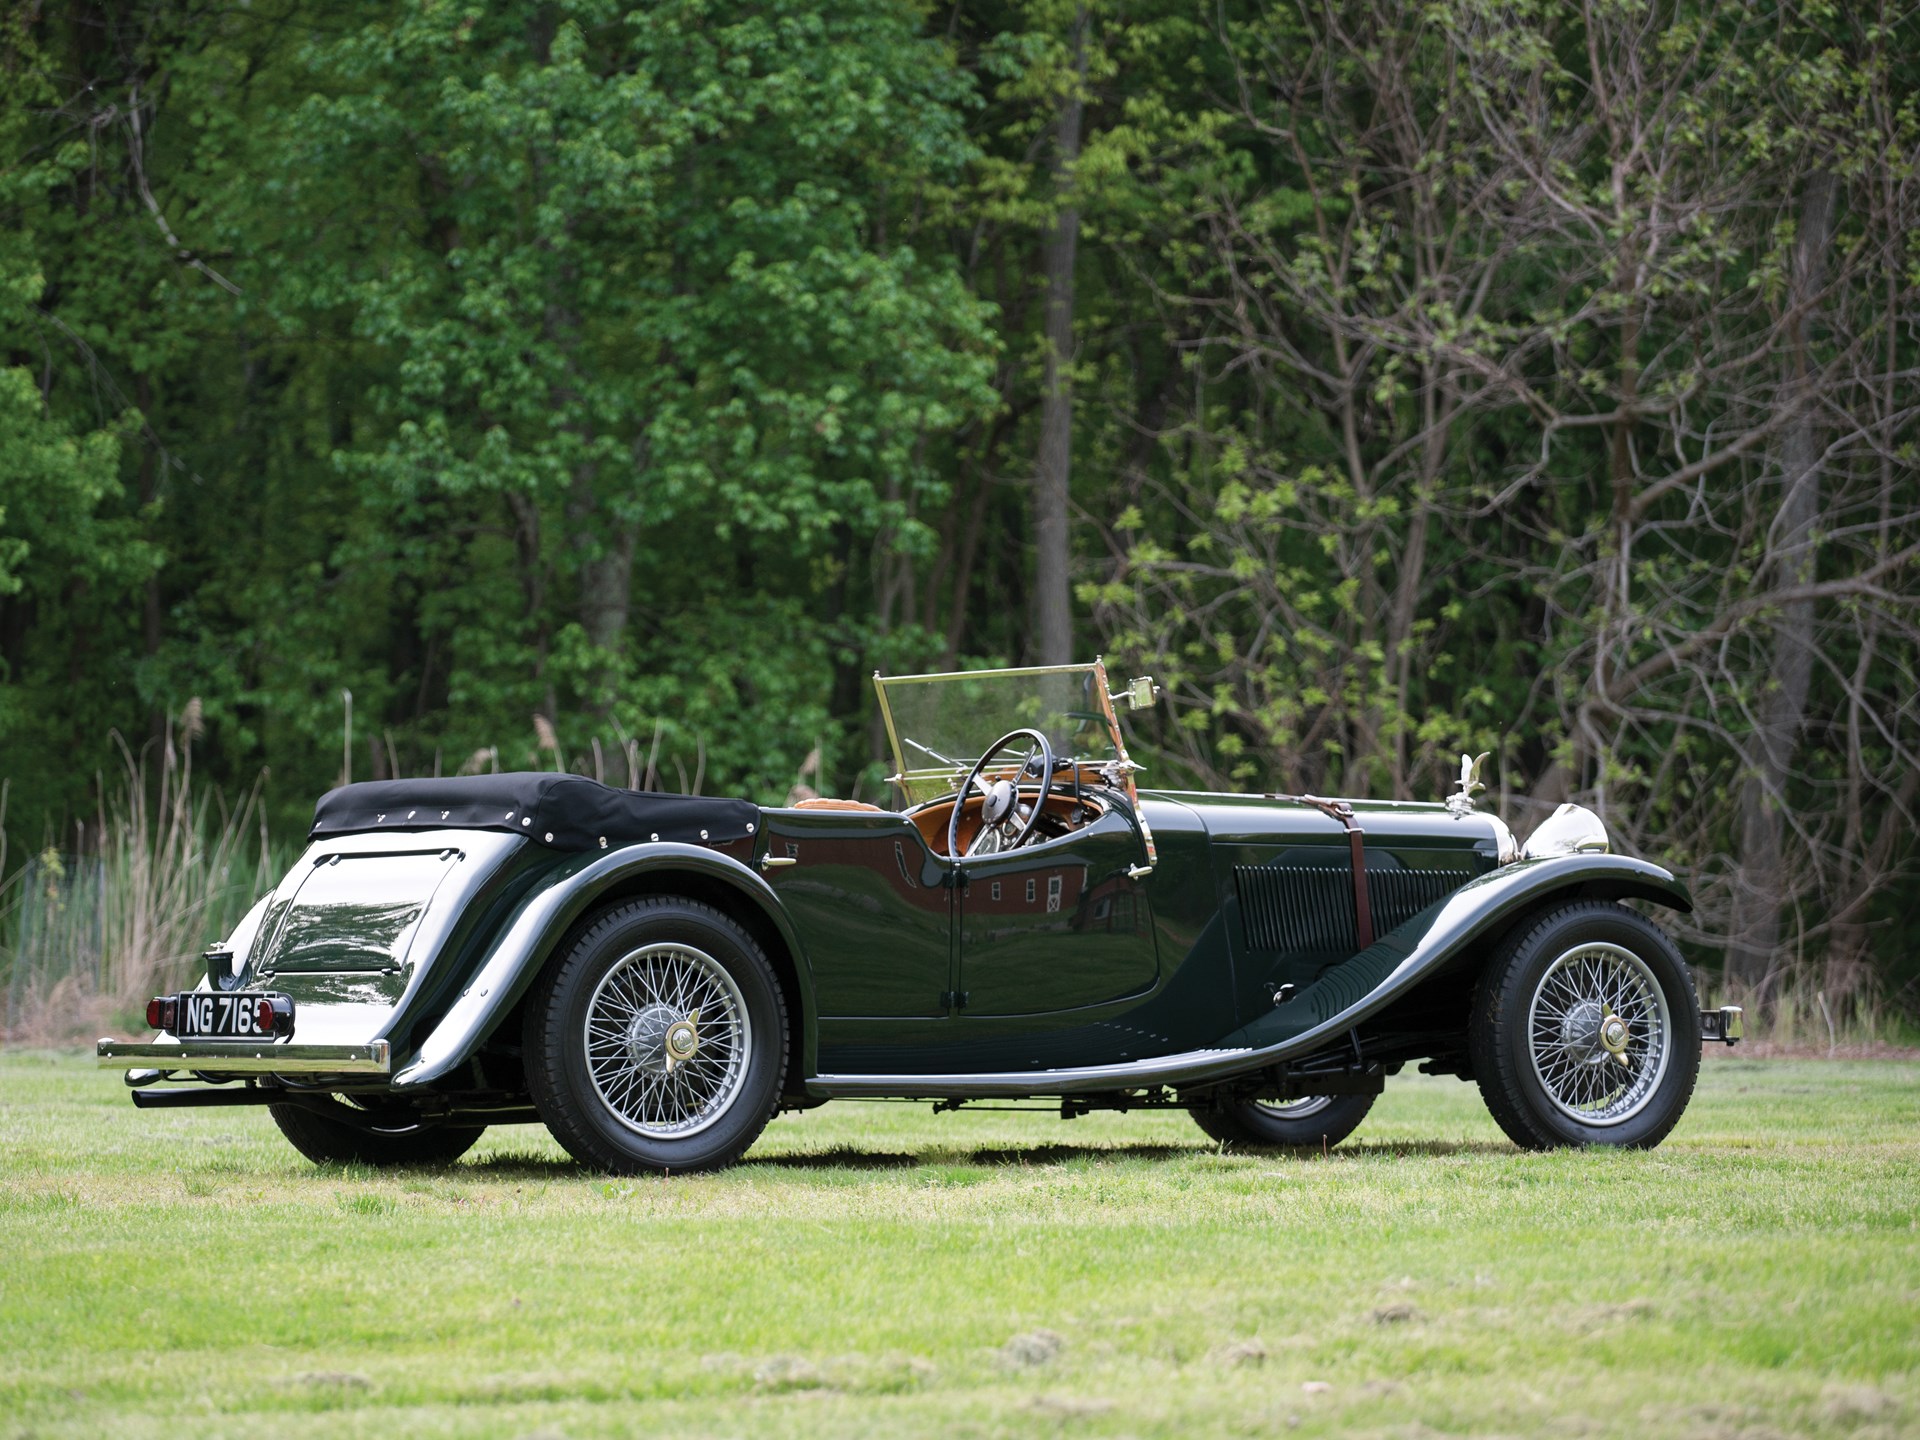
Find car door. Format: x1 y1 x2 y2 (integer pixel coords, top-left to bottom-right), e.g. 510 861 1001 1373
757 808 953 1019
956 804 1158 1016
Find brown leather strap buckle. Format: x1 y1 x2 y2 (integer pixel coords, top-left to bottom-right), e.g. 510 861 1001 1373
1270 792 1375 950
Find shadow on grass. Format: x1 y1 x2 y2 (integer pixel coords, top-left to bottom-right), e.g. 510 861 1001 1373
447 1137 1514 1180
1331 1138 1513 1159
746 1146 924 1170
751 1141 1203 1170
749 1137 1513 1170
460 1151 585 1178
457 1141 1210 1176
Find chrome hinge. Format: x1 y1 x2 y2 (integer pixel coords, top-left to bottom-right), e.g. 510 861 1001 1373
759 854 797 871
940 990 970 1011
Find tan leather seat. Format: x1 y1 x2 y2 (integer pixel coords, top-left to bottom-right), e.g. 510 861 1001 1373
792 797 887 813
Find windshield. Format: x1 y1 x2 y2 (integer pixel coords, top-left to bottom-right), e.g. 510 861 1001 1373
874 663 1126 806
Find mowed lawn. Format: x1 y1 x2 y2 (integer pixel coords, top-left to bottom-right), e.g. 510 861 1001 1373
2 1055 1916 1439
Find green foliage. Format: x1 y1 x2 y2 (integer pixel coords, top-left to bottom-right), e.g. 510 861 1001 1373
1 0 1915 993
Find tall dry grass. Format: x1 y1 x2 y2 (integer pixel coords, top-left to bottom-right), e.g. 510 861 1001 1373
0 704 283 1045
1699 971 1913 1055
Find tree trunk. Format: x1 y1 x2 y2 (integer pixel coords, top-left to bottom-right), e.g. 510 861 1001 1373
504 489 556 720
566 452 638 699
1725 169 1838 1002
1032 6 1087 666
134 373 166 754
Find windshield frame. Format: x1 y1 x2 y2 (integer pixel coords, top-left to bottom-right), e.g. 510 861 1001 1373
872 660 1139 809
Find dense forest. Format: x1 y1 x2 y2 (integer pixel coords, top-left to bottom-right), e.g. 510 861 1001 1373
2 0 1916 1013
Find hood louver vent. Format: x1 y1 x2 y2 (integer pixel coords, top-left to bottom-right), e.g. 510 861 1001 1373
1234 863 1470 954
1234 865 1355 954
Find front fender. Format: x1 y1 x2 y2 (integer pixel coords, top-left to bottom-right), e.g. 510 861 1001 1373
393 843 811 1088
1221 852 1690 1051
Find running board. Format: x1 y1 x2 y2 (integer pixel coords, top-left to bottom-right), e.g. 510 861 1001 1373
809 1047 1259 1100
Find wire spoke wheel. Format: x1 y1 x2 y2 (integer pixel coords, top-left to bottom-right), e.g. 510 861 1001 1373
582 941 753 1140
269 1095 484 1168
1472 901 1700 1151
527 897 788 1175
1189 1090 1373 1150
1252 1096 1332 1119
1525 940 1672 1127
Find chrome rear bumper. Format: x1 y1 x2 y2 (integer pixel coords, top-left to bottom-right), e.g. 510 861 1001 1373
97 1038 391 1075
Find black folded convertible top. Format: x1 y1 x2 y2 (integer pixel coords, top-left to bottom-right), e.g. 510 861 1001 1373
310 773 759 851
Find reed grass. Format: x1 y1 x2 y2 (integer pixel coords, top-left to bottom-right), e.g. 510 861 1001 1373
0 704 283 1045
1699 970 1915 1054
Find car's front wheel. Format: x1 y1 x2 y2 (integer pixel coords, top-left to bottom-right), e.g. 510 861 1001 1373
1470 899 1701 1150
1189 1092 1375 1151
524 896 787 1174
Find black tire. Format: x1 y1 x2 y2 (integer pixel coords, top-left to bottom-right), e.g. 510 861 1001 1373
1470 899 1701 1150
523 896 788 1175
1189 1092 1375 1151
269 1096 485 1167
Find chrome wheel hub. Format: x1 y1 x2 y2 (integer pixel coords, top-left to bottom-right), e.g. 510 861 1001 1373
1599 1012 1631 1058
1527 942 1671 1127
586 943 750 1139
664 1016 700 1066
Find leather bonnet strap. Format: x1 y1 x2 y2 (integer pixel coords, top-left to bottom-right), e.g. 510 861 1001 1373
1269 792 1375 951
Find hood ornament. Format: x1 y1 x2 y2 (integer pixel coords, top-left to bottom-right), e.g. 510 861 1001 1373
1447 752 1490 817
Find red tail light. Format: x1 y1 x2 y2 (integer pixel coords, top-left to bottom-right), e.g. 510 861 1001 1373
253 994 293 1035
146 996 178 1031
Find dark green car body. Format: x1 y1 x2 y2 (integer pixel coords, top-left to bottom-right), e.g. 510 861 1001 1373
100 776 1691 1111
103 662 1735 1170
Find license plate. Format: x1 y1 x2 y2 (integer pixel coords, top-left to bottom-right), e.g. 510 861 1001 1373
175 992 283 1039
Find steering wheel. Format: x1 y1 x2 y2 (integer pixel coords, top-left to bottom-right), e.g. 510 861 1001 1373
948 728 1056 858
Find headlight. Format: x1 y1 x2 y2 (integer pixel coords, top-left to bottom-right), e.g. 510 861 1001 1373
1522 803 1610 859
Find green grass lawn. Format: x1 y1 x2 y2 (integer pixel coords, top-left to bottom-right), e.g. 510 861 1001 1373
2 1054 1916 1438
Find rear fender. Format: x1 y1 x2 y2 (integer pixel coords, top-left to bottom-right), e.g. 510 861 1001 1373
392 844 814 1088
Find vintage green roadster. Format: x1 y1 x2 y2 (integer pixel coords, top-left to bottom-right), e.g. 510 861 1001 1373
101 661 1740 1172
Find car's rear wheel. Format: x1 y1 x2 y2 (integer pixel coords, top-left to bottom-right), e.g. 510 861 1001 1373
1189 1092 1375 1150
1470 899 1701 1150
269 1096 485 1167
524 896 787 1175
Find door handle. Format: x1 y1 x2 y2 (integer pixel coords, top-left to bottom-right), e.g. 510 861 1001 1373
760 855 797 870
1127 863 1154 880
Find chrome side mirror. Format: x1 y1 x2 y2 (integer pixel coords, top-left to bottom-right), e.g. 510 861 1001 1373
1124 676 1160 710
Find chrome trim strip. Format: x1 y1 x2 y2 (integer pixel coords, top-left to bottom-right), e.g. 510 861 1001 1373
97 1038 392 1075
805 854 1690 1099
877 661 1108 683
811 1048 1257 1099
